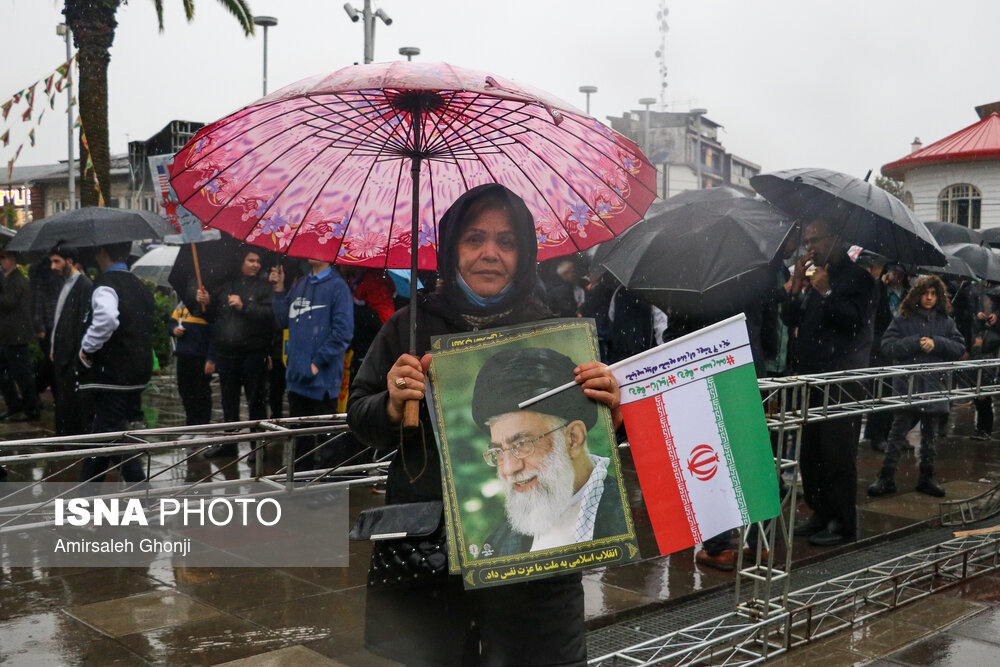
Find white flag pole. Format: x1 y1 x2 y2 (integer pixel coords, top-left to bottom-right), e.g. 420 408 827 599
517 313 747 410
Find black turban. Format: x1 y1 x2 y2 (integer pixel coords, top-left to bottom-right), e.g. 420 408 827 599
471 347 598 432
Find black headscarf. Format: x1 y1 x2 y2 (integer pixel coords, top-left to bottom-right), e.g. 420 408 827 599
435 183 539 317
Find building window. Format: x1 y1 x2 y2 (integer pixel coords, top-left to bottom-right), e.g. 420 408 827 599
938 184 981 229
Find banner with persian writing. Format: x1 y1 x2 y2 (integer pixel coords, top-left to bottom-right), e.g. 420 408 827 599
611 314 779 556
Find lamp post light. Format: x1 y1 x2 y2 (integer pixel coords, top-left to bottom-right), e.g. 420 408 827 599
56 23 74 210
344 1 392 64
690 107 707 189
253 16 278 96
578 85 597 115
398 46 420 61
639 97 657 153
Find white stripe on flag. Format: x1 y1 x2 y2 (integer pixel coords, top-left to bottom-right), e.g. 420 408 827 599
707 376 750 524
656 393 700 543
661 379 744 541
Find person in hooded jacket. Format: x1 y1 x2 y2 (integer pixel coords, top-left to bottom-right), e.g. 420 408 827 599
271 258 353 470
868 275 966 499
347 184 622 667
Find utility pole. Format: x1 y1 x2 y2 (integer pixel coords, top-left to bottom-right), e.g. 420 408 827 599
253 16 278 96
344 1 392 64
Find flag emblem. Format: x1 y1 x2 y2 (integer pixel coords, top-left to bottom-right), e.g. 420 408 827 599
687 444 719 481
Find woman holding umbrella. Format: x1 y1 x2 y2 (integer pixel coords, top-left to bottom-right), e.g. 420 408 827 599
347 183 622 666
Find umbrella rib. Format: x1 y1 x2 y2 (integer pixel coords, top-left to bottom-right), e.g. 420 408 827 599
381 156 408 270
309 91 413 155
458 101 657 228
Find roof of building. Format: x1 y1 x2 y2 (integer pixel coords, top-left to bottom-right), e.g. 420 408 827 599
882 113 1000 179
1 154 130 187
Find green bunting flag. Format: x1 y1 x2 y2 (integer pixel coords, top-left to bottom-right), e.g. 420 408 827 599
1 129 8 147
1 100 10 121
28 128 35 147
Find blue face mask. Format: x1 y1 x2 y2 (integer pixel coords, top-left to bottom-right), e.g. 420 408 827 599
456 271 512 307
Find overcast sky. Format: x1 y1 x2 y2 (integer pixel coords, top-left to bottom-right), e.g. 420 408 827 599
2 0 997 181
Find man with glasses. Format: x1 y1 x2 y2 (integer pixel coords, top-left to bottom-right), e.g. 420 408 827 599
470 347 628 556
782 218 878 546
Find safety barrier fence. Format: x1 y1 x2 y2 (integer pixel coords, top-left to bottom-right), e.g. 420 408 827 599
3 360 1000 662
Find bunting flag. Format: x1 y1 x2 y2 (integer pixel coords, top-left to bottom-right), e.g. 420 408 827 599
611 314 780 556
37 109 45 123
20 107 31 122
44 75 55 95
48 92 56 110
1 100 10 121
55 79 64 93
12 91 22 104
27 129 35 147
1 56 78 168
25 84 36 110
1 129 8 147
56 60 70 78
8 143 23 177
79 122 106 206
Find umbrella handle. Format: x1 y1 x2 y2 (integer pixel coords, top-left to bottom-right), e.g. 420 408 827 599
190 242 204 290
403 400 420 428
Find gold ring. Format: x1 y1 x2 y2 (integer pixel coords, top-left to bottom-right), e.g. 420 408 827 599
394 378 407 389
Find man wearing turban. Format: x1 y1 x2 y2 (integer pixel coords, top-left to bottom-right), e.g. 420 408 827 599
471 347 628 556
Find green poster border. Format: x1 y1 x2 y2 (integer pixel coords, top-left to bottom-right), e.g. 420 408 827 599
427 317 640 588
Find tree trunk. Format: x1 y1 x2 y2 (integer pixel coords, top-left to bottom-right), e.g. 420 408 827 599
64 0 119 208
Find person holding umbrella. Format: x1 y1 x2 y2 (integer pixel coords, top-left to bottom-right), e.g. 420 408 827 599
347 184 622 666
782 218 879 546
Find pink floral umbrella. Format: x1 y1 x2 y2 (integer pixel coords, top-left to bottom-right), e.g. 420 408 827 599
169 61 657 271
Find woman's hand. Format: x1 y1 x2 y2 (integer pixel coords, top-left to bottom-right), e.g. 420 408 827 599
575 361 623 429
386 353 432 424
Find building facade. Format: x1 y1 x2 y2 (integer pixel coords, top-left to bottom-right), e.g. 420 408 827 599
882 105 1000 231
606 109 761 199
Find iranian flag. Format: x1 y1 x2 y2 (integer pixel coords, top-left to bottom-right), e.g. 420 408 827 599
612 314 779 555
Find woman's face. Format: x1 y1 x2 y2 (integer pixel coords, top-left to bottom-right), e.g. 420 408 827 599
921 287 938 311
457 208 518 298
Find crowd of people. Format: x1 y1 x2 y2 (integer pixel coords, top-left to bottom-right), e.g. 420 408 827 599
1 188 998 663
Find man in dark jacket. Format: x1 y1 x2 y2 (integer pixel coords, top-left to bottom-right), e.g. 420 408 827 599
0 249 40 422
270 259 353 470
197 250 273 457
78 242 155 483
782 218 878 546
49 246 93 436
471 347 628 557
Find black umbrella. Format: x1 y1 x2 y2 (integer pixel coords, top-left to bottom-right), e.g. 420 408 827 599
6 207 174 253
941 243 1000 282
924 221 985 246
981 227 1000 248
167 231 292 307
750 168 946 266
597 196 796 319
918 251 978 281
0 225 14 249
589 186 748 273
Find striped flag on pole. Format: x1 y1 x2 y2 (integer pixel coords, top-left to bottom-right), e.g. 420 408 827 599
612 314 779 555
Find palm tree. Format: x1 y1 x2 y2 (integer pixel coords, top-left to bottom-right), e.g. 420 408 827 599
63 0 253 207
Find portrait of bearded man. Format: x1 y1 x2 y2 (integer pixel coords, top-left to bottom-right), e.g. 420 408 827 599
471 347 629 556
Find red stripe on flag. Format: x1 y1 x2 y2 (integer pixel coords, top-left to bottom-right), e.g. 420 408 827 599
623 397 698 555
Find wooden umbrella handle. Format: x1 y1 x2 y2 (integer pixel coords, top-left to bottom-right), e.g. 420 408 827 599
190 242 204 291
403 399 420 428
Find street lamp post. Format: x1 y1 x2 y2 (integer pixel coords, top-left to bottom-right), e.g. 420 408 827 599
639 97 656 153
578 85 597 115
398 46 420 61
253 16 278 96
56 23 74 210
344 1 392 64
690 107 707 189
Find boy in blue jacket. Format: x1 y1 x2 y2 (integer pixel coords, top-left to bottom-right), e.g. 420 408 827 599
270 259 353 470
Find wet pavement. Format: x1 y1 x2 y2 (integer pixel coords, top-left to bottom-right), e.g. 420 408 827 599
1 381 999 664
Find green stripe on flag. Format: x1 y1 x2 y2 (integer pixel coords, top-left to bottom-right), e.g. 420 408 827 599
709 364 780 522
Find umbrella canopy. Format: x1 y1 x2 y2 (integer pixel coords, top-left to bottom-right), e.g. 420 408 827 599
590 186 748 272
941 243 1000 282
917 251 978 281
167 232 291 308
981 226 1000 247
6 207 174 253
598 196 796 319
0 225 14 249
130 245 179 287
750 168 945 266
925 221 985 246
169 61 657 269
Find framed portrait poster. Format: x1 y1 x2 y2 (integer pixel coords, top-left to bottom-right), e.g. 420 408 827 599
426 318 640 589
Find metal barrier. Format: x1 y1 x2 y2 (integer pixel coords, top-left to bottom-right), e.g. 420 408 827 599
4 360 1000 664
593 357 1000 666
